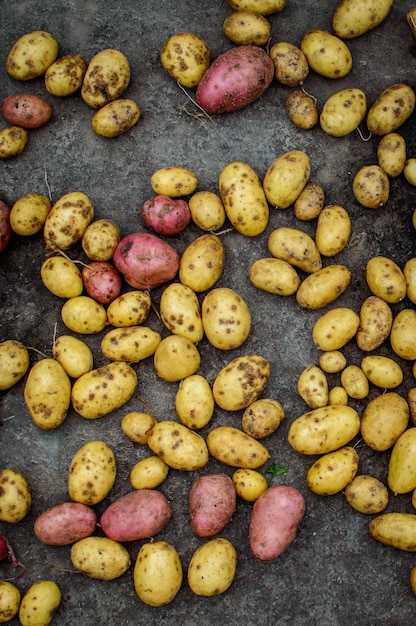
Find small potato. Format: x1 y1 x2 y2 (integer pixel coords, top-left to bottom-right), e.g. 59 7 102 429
232 468 268 501
121 412 157 444
6 31 58 80
333 0 393 38
71 536 130 580
188 190 225 231
318 350 346 374
206 426 270 469
19 581 61 626
10 193 51 236
377 133 406 177
390 308 416 360
356 295 393 351
107 290 151 327
353 165 390 209
81 48 131 109
45 53 87 96
0 200 11 253
297 365 328 409
366 83 416 136
153 335 201 382
52 334 93 379
296 265 351 310
189 473 236 537
82 261 122 304
320 88 367 137
408 388 416 426
328 386 348 405
369 512 416 552
212 354 270 411
92 98 140 137
0 126 28 159
300 30 352 79
134 541 183 606
361 355 403 389
41 255 83 299
61 295 107 334
129 456 169 489
100 326 161 362
150 166 198 198
0 580 20 623
294 182 325 221
404 257 416 303
249 257 301 296
365 256 406 303
147 421 209 471
312 307 360 351
43 191 94 251
285 90 319 130
340 364 369 399
2 94 52 129
82 218 121 261
404 158 416 186
179 233 225 292
228 0 286 14
241 398 284 439
68 440 116 505
0 468 31 523
34 502 97 545
24 358 71 429
0 339 29 391
270 42 309 86
268 227 321 274
387 427 416 494
345 475 389 514
202 287 251 350
307 446 359 496
160 32 210 88
175 374 214 430
142 195 190 236
223 11 271 46
263 150 311 209
361 392 409 451
188 538 237 596
160 282 203 343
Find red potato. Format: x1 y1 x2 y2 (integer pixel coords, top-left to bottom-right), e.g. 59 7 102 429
82 261 122 304
0 200 11 253
34 502 97 545
189 473 236 537
142 195 191 236
196 45 274 114
249 485 305 561
2 94 52 129
113 232 179 290
100 489 172 542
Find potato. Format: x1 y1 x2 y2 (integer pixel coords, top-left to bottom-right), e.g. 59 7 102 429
10 193 51 236
175 374 214 429
366 83 415 136
0 126 28 159
150 166 198 198
232 468 268 501
100 326 161 362
408 8 416 37
68 440 116 505
340 364 369 399
0 201 11 253
212 354 270 411
153 335 200 382
307 446 359 496
345 475 389 514
41 255 84 299
61 295 107 334
269 42 308 86
404 158 416 186
294 182 325 221
34 502 97 545
356 295 393 351
52 335 93 379
352 164 390 209
142 195 190 236
410 567 416 596
333 0 393 38
188 538 237 596
107 290 151 327
45 53 87 96
404 257 416 303
369 512 416 552
2 94 52 130
300 30 352 79
0 581 20 623
361 355 403 389
82 261 122 304
92 98 140 137
160 32 210 88
100 489 171 542
0 468 31 523
268 227 321 274
312 307 359 351
129 456 169 489
147 420 209 471
328 386 348 406
218 161 269 236
159 282 203 343
71 362 137 419
320 88 367 137
366 256 406 303
249 257 301 296
296 265 351 310
0 339 29 390
189 473 236 537
249 485 305 561
408 388 416 426
18 581 61 626
318 350 346 374
288 404 360 455
223 11 271 46
43 191 94 251
202 287 251 350
228 0 286 14
206 426 270 469
361 392 409 451
196 45 274 114
377 132 406 177
71 536 130 580
387 427 416 494
24 358 71 429
82 218 120 261
81 48 130 108
241 398 284 439
179 233 225 292
6 31 58 80
188 190 225 231
297 365 328 409
121 411 157 444
390 308 416 360
134 541 182 606
263 150 311 209
285 90 319 130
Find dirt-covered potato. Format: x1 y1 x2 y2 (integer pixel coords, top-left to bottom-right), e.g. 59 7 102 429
160 32 210 88
71 537 130 580
294 182 325 220
202 287 251 350
188 538 237 596
300 29 352 79
377 132 406 177
24 358 71 429
241 398 284 439
142 195 191 236
107 290 151 327
223 11 271 46
189 473 236 537
147 421 209 471
43 191 94 251
19 581 61 626
268 226 321 274
356 295 393 351
160 282 203 343
68 440 116 505
365 256 406 303
366 83 415 136
10 193 51 236
285 90 319 130
361 392 409 452
333 0 393 38
212 354 270 411
101 326 161 362
82 218 121 261
179 233 225 292
353 164 390 209
150 166 198 197
0 339 29 390
270 42 309 86
45 53 87 96
345 475 389 514
0 126 28 159
134 541 183 606
81 48 131 108
320 88 367 137
121 411 158 444
0 580 20 622
6 31 58 80
92 98 140 137
0 468 31 523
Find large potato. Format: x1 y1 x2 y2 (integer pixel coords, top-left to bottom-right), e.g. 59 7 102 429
202 287 251 350
268 227 321 274
365 256 406 303
300 30 352 79
360 392 409 451
147 421 209 471
352 165 390 209
288 405 360 455
212 354 270 411
45 53 87 96
206 426 270 468
175 374 214 429
107 290 151 327
333 0 393 38
241 398 284 439
0 339 29 390
320 88 367 137
345 475 389 514
315 205 351 256
249 257 301 296
377 132 407 177
92 98 140 137
179 233 225 292
269 42 309 86
41 255 83 299
189 473 236 537
188 538 237 596
356 295 393 351
24 358 71 429
19 581 61 626
390 308 416 360
297 365 328 409
307 446 359 496
34 502 97 545
160 32 210 88
159 282 203 343
369 513 416 552
61 295 107 334
296 265 351 310
81 48 130 108
71 536 130 580
223 11 271 46
387 427 416 494
6 31 58 80
263 150 310 209
100 326 161 362
312 307 359 351
153 335 200 382
0 580 20 622
43 191 94 251
366 83 415 135
68 440 116 505
0 468 31 523
52 334 93 379
10 193 51 236
134 541 182 606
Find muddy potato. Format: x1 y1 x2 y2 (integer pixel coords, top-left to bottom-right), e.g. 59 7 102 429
369 512 416 552
294 182 325 221
52 335 93 379
188 538 237 596
320 88 367 137
285 90 319 130
175 374 214 430
232 468 268 501
228 0 286 14
45 53 87 96
366 256 406 303
101 326 161 362
300 30 352 79
307 446 359 496
0 126 28 159
408 388 416 426
71 536 130 580
107 290 151 327
345 475 389 514
404 257 416 303
92 98 141 137
19 581 61 626
206 426 270 468
153 335 200 382
6 31 58 80
268 227 321 274
0 468 31 523
81 48 130 108
387 427 416 494
134 541 183 606
61 295 107 334
333 0 393 38
328 386 348 405
366 83 415 136
361 392 409 451
82 218 120 261
179 233 225 292
43 191 94 251
312 307 359 351
150 166 198 198
10 193 51 235
212 354 270 411
68 440 116 505
377 132 406 177
296 265 351 310
0 339 29 390
160 32 210 88
223 11 271 46
0 581 20 622
263 150 311 209
202 287 251 350
147 421 209 471
390 308 416 360
249 257 301 296
340 364 369 399
352 164 390 209
270 42 309 86
242 398 284 439
121 412 157 444
24 358 71 429
130 456 169 489
361 355 403 389
356 295 393 351
160 282 203 343
188 190 225 231
318 350 346 374
41 255 83 299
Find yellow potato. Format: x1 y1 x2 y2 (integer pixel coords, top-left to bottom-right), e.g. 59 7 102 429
365 256 406 303
107 290 151 327
352 164 390 209
43 191 94 251
361 355 403 389
223 11 271 46
61 295 107 334
296 264 351 310
228 0 286 14
387 427 416 494
45 53 87 96
390 308 416 361
6 31 58 80
361 392 409 451
340 364 369 399
121 411 157 444
202 287 251 350
40 255 83 299
206 426 270 468
297 365 328 409
101 326 161 362
315 205 351 256
369 512 416 552
52 334 93 379
153 335 200 382
150 166 198 197
81 48 130 108
312 307 359 351
232 468 268 501
356 295 393 351
320 88 367 137
306 446 359 496
160 32 210 88
212 354 270 411
408 8 416 37
160 282 203 343
288 404 360 455
10 193 51 236
0 126 28 159
241 398 284 439
403 257 416 303
377 132 406 177
82 218 121 261
188 538 237 596
68 440 116 505
285 90 319 130
344 475 389 514
408 388 416 426
188 191 225 231
249 257 301 296
19 581 61 626
179 233 225 292
300 30 352 79
0 339 29 390
91 98 140 137
404 157 416 186
269 42 309 86
366 83 415 135
0 468 31 523
294 182 325 221
333 0 393 37
71 537 130 580
134 541 182 606
268 227 321 273
263 150 311 209
0 580 20 622
147 421 209 470
318 350 346 374
24 358 71 429
328 386 348 405
175 374 214 429
129 456 169 489
219 161 269 236
410 566 416 596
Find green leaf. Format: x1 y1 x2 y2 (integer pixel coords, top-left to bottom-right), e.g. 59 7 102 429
266 463 289 478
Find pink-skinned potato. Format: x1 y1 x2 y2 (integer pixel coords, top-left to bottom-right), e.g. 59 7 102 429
113 232 179 290
82 261 122 304
2 94 53 129
34 502 97 545
249 485 305 561
100 489 172 542
189 473 236 537
142 195 191 236
196 45 274 114
0 200 11 253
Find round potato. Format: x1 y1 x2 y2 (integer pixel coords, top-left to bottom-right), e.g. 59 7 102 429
101 326 161 362
340 364 369 399
232 468 268 501
0 339 29 391
320 88 367 137
268 226 321 274
312 307 359 351
318 350 346 374
0 126 28 159
107 289 151 327
41 255 83 299
179 233 225 292
0 468 31 523
188 538 237 597
153 335 200 382
263 150 311 209
147 421 209 471
328 386 348 405
223 11 271 46
285 89 319 130
356 295 393 351
130 456 169 490
297 365 328 409
121 411 157 444
61 295 107 334
300 29 352 79
333 0 393 38
175 374 214 430
202 287 251 350
366 83 415 136
206 426 270 469
150 166 198 198
212 354 270 411
353 165 390 209
52 334 93 379
387 427 416 494
71 536 130 580
249 257 301 296
361 355 403 389
345 475 389 514
160 32 210 88
43 191 94 251
296 264 351 310
390 308 416 360
188 190 225 231
294 182 325 221
307 446 359 496
361 392 409 451
241 398 284 439
270 42 309 86
82 218 121 261
365 256 406 304
81 48 131 108
19 581 61 626
45 53 87 96
160 282 203 343
68 440 116 505
377 132 406 177
24 358 71 429
10 193 51 236
134 541 182 606
0 580 20 623
6 31 58 80
92 98 140 137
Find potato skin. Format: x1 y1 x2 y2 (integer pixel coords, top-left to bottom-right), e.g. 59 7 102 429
187 538 237 596
0 339 29 390
2 94 52 129
24 358 71 429
160 32 210 88
369 512 416 552
288 405 360 455
92 98 140 137
43 191 94 251
71 536 130 580
206 426 270 469
142 195 191 236
333 0 393 38
34 502 97 545
81 48 131 108
147 421 209 471
0 468 31 523
68 440 116 505
6 31 58 80
0 200 11 252
212 354 270 411
134 541 183 606
45 53 87 96
270 42 309 86
189 473 236 537
366 83 415 136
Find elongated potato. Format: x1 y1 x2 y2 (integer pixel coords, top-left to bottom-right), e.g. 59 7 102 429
268 227 322 274
43 191 94 251
150 166 198 197
315 205 351 256
223 11 271 46
340 364 369 400
296 265 351 310
377 132 407 177
356 295 393 351
68 440 116 505
388 427 416 494
249 257 301 296
147 421 209 470
154 335 200 382
71 536 130 579
307 446 359 496
189 473 236 537
92 98 140 137
369 513 416 551
366 83 415 135
134 541 183 606
82 49 130 109
19 581 61 626
0 580 20 622
0 339 29 390
52 335 93 379
179 233 225 292
312 307 359 351
404 257 416 303
160 282 203 343
333 0 393 38
320 88 367 137
300 30 352 79
366 256 406 303
212 354 270 411
297 365 328 409
202 287 251 350
390 308 416 360
0 468 31 523
34 502 97 545
361 392 409 451
263 150 310 208
101 326 161 362
361 355 403 389
206 426 270 468
24 358 71 429
188 538 237 596
175 374 214 430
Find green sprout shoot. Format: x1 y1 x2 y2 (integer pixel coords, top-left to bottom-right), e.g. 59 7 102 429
266 463 289 478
